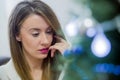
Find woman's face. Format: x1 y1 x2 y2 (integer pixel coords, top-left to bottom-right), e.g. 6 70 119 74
16 14 53 60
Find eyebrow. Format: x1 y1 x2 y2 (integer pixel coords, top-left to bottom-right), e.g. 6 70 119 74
28 26 52 31
29 28 40 31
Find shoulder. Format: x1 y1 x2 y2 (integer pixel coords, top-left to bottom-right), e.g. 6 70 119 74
0 60 11 80
0 59 12 70
0 59 10 72
0 59 21 80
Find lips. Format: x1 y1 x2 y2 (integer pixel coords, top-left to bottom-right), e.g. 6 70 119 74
38 48 49 54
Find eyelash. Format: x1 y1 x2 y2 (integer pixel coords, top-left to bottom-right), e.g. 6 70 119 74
46 30 53 34
31 30 53 37
32 32 39 37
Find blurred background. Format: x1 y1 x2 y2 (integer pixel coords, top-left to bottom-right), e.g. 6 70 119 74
0 0 120 80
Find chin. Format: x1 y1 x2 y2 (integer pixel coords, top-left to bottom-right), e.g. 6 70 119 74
36 54 48 59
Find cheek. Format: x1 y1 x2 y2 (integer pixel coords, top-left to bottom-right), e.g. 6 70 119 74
49 36 53 45
21 34 36 48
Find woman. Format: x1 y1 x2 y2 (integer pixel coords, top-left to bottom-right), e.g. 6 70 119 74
0 0 69 80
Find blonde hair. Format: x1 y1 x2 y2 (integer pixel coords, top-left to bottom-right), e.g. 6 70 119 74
9 0 64 80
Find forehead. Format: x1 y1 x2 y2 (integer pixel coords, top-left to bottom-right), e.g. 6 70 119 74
21 14 50 30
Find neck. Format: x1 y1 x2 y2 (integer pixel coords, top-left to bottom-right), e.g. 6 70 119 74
24 54 43 72
23 50 44 80
29 58 43 71
27 58 43 80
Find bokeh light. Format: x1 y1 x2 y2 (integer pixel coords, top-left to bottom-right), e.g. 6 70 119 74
83 18 94 28
86 27 97 37
91 33 111 58
94 63 120 75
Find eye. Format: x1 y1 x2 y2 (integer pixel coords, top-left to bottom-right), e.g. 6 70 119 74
46 29 53 35
32 32 39 37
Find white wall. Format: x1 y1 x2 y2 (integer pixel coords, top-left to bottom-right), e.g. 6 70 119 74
0 0 24 57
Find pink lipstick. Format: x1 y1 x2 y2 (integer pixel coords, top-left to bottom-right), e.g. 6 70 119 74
39 48 49 54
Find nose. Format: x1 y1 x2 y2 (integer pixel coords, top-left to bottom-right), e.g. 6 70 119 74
40 33 49 45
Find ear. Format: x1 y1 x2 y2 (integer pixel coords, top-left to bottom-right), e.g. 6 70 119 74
16 35 21 41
